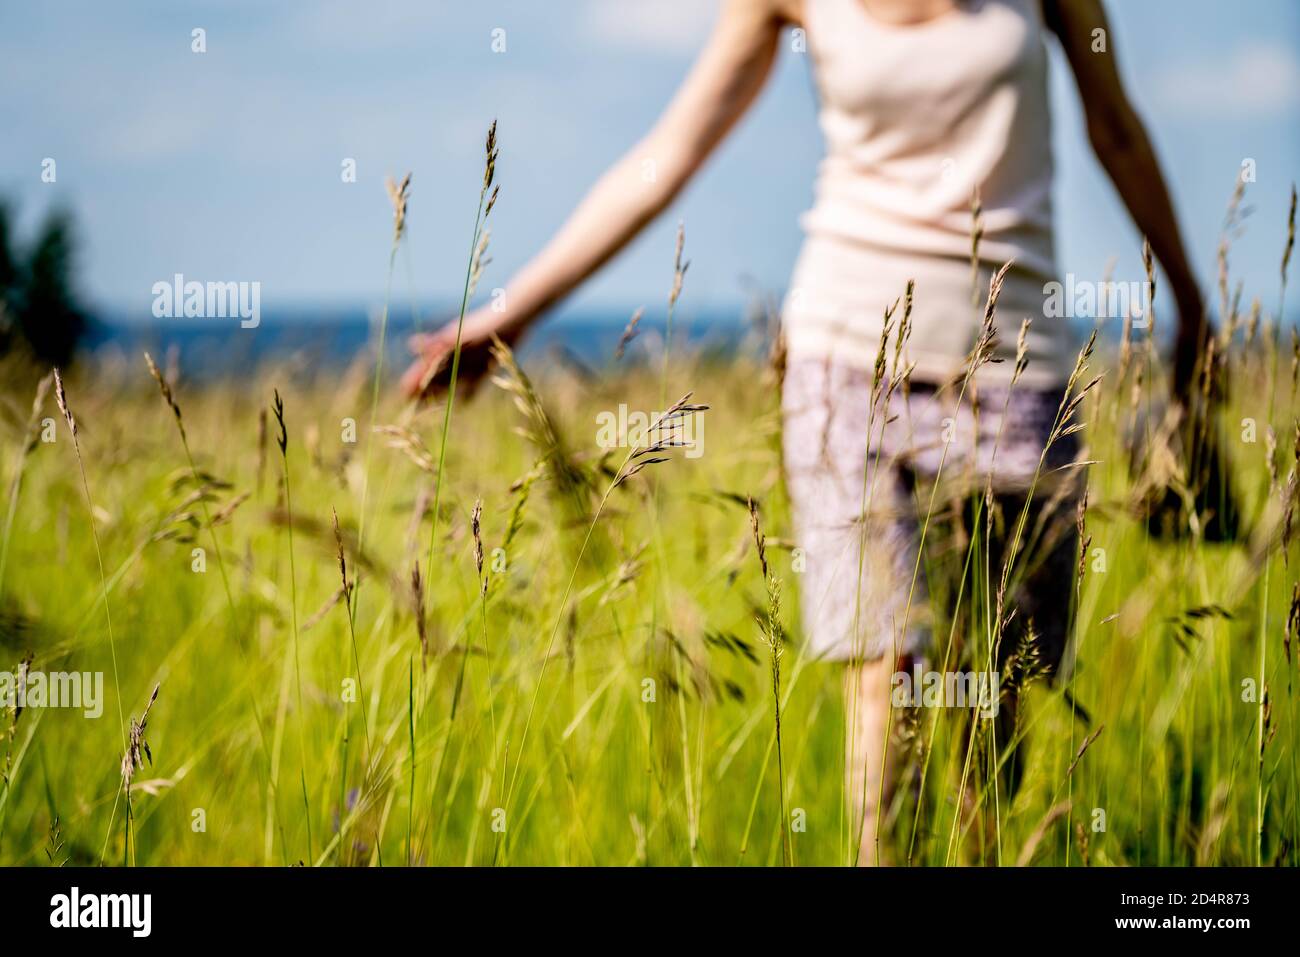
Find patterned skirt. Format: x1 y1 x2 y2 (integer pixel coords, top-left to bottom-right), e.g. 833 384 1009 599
781 357 1083 669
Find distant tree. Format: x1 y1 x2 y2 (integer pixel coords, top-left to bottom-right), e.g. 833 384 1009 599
16 212 86 366
0 204 17 353
0 203 88 367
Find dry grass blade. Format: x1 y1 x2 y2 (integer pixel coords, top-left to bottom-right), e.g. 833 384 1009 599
211 491 249 526
467 226 492 301
490 335 591 515
374 424 437 474
1016 800 1072 866
1065 724 1104 778
502 462 542 557
302 585 347 632
745 493 789 864
0 371 54 601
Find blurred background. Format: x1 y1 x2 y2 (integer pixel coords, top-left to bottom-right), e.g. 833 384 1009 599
1 0 1298 372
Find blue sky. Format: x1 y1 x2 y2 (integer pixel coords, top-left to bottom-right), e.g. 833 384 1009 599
1 0 1297 324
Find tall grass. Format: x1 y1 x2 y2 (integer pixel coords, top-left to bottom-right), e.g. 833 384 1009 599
0 178 1296 868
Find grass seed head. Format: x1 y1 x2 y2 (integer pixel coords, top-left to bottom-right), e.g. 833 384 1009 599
471 499 485 590
747 495 768 581
145 351 186 441
669 222 689 310
332 507 350 602
411 562 428 657
272 389 287 455
52 368 76 438
385 172 411 242
615 307 644 361
483 119 499 192
121 683 160 790
1283 182 1297 290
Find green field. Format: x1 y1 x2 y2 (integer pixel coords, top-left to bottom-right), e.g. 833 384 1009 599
1 294 1297 867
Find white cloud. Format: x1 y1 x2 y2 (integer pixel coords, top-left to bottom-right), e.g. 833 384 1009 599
583 0 718 56
1149 40 1300 118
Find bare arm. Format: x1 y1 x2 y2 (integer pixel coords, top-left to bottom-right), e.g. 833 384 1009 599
495 0 783 330
1044 0 1207 399
404 0 786 395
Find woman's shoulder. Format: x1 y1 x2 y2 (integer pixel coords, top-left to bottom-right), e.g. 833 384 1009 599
725 0 804 30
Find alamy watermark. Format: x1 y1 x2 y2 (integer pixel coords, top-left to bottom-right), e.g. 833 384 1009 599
1 668 103 718
595 403 705 459
1043 273 1152 326
891 665 999 719
152 273 261 328
50 887 151 937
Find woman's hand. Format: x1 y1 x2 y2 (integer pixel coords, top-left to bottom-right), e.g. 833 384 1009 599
400 308 512 400
398 0 784 401
1046 0 1211 405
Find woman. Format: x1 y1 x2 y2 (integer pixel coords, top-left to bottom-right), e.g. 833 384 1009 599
401 0 1206 862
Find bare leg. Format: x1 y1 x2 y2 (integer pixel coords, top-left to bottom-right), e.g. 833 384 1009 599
844 655 901 866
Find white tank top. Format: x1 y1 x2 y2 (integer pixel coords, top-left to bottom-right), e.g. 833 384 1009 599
783 0 1074 386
